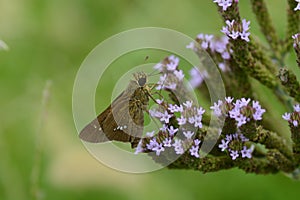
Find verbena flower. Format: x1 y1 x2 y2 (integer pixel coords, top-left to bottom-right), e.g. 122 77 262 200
219 133 253 160
213 0 233 11
183 131 195 139
187 34 231 78
189 145 200 158
282 104 300 127
135 139 145 154
229 150 239 160
147 138 159 150
221 19 251 42
160 110 173 123
241 145 254 158
163 137 172 147
153 143 165 156
173 139 184 155
218 139 229 151
294 0 300 11
168 126 178 136
155 55 185 91
211 97 266 127
292 33 300 48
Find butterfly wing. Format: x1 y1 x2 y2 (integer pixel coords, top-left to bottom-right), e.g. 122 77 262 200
79 81 148 147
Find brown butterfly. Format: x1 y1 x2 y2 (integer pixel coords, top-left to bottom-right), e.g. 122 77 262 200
79 72 151 148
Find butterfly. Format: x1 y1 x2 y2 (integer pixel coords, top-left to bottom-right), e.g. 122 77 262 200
79 72 152 148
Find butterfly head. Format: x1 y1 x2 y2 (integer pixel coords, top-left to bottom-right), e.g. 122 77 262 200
133 72 148 87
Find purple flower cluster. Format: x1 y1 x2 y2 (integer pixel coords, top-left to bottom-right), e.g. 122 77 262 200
295 0 300 11
211 97 266 127
292 33 300 48
135 135 202 158
221 19 251 42
173 101 206 128
137 100 205 157
213 0 233 11
218 133 254 160
150 100 205 129
187 35 231 73
282 104 300 127
154 55 184 90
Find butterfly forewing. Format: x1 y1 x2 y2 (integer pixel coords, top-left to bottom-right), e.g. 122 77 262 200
79 73 150 148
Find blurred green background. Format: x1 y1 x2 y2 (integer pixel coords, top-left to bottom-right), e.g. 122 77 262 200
1 0 300 200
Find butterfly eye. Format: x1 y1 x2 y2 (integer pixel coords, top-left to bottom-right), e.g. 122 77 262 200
138 77 147 86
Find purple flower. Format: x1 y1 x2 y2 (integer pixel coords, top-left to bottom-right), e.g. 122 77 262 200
241 145 254 158
294 0 300 11
221 19 251 42
282 113 291 121
225 134 233 142
166 55 179 71
293 120 299 127
163 137 172 147
153 143 165 156
189 145 200 158
229 31 239 39
218 139 229 151
221 26 230 35
183 131 195 139
230 150 239 160
225 96 234 103
197 107 205 115
156 99 164 104
240 31 250 42
183 101 193 108
194 139 201 146
174 70 185 80
186 42 195 50
177 116 187 125
168 104 177 112
205 34 214 41
160 111 173 123
252 101 266 120
146 138 159 150
218 62 227 72
201 41 209 49
168 126 178 136
160 124 168 132
282 105 300 127
210 100 223 117
211 37 230 55
173 139 184 154
134 139 144 154
213 0 233 11
221 51 231 60
242 19 250 31
236 115 247 127
229 107 240 119
194 116 203 128
294 104 300 112
292 33 300 47
168 104 183 113
165 83 177 90
237 98 251 107
188 116 195 124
